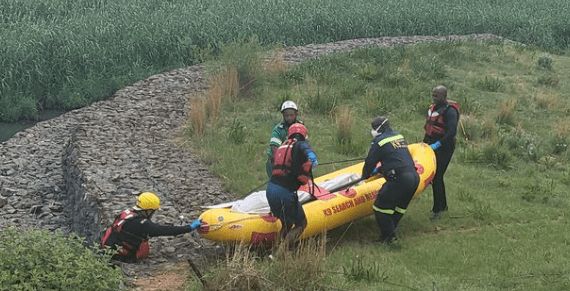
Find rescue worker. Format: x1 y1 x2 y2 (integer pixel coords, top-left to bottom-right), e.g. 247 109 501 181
266 123 318 246
362 116 419 244
423 85 460 219
266 101 317 178
101 192 202 263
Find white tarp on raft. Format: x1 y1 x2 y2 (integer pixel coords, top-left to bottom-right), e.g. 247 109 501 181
202 173 362 214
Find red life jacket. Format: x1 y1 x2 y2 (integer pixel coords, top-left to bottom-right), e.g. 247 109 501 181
101 210 150 261
425 101 460 136
272 139 312 184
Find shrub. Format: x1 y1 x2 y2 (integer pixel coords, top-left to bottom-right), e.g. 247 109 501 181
0 227 122 291
207 36 268 99
411 55 447 81
496 98 517 125
342 255 386 283
521 178 555 204
535 72 560 87
306 87 337 115
355 63 380 81
228 118 247 145
202 235 329 291
537 53 553 70
482 143 512 169
202 243 269 291
467 200 493 221
459 115 483 141
334 105 357 154
534 91 559 109
266 235 328 290
188 96 207 138
475 76 502 92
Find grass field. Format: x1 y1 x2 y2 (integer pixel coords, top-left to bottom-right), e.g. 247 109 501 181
183 38 570 290
1 0 570 122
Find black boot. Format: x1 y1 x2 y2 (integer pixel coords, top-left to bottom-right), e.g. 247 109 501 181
374 212 395 243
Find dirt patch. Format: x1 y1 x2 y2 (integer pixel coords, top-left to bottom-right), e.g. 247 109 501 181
132 261 192 291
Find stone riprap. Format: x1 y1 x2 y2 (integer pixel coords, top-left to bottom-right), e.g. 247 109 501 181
0 64 233 266
0 34 502 268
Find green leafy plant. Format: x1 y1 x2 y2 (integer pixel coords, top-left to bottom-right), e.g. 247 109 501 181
476 76 503 92
342 255 386 283
466 200 492 221
0 228 122 291
228 118 247 145
537 53 553 70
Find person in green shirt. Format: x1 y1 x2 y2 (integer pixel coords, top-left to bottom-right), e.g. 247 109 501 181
266 101 316 178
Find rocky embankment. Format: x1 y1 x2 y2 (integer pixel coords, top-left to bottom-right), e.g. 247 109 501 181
0 34 501 269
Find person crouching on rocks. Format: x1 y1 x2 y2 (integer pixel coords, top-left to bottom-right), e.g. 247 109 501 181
101 192 202 263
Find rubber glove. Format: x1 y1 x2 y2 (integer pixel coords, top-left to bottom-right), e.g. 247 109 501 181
189 220 202 230
430 141 442 150
307 151 318 169
371 168 379 176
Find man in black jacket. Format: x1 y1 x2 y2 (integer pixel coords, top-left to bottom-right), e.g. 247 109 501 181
423 85 460 219
101 192 202 263
362 116 419 244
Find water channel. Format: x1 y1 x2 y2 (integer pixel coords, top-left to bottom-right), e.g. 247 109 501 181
0 110 67 142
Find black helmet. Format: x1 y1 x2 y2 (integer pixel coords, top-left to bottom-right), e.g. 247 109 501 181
371 116 389 132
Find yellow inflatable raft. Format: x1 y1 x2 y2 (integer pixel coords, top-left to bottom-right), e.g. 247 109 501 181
198 143 436 245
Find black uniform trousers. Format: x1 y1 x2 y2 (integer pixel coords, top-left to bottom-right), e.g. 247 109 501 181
373 171 419 243
432 143 455 213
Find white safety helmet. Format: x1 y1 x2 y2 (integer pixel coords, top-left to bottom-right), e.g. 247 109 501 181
280 101 298 112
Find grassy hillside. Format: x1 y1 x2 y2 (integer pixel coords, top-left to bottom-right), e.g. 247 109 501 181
2 0 570 122
183 39 570 290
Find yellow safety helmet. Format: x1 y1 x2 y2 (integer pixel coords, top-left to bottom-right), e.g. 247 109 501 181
134 192 161 210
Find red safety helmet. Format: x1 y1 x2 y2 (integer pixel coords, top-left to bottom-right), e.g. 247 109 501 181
288 123 308 139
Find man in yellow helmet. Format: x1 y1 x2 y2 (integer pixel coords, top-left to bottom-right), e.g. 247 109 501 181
101 192 202 263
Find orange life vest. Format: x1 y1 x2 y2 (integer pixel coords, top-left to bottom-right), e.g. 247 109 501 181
101 210 150 260
425 101 460 136
272 139 312 184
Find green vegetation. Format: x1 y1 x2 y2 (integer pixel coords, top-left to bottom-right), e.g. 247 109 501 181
0 227 122 291
2 0 570 122
184 38 570 290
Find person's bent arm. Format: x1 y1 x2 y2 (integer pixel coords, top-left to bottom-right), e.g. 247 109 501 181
298 141 318 168
362 144 381 179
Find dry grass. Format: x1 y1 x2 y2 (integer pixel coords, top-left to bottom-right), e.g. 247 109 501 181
263 49 289 77
188 95 207 138
534 91 559 109
203 243 269 291
186 68 239 138
481 116 497 139
399 58 410 72
208 66 239 109
554 119 570 139
496 98 517 125
335 105 355 144
201 234 329 291
267 234 329 291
